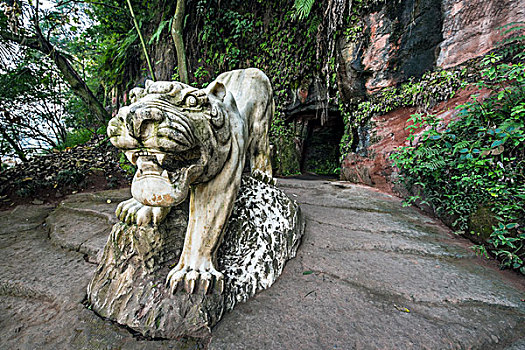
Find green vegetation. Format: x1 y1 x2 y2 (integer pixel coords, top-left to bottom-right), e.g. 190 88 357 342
187 0 322 174
339 67 473 160
0 0 379 172
55 126 107 151
118 151 137 176
390 25 525 273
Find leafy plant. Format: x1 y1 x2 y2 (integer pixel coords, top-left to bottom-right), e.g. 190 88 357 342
55 126 106 151
293 0 316 20
391 24 525 273
339 68 472 159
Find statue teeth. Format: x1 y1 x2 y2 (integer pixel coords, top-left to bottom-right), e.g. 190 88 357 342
156 154 166 165
161 170 170 180
125 150 138 165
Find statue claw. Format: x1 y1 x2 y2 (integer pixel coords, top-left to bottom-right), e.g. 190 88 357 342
200 272 212 294
166 266 186 294
116 198 171 226
166 263 224 294
184 270 199 293
168 280 178 294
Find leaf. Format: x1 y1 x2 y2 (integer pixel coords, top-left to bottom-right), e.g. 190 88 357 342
394 304 410 313
148 19 170 45
459 148 469 153
491 140 505 148
293 0 315 19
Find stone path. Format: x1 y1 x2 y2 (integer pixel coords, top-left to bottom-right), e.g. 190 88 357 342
0 179 524 349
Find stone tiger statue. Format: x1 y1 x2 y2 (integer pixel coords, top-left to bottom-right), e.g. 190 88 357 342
107 68 273 294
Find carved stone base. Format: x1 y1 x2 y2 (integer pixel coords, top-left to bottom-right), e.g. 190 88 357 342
87 176 304 339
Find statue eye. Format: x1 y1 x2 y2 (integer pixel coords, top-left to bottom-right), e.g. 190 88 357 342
210 105 218 117
209 105 224 128
186 95 197 106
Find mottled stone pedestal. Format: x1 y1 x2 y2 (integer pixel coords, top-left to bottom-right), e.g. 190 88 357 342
87 176 304 339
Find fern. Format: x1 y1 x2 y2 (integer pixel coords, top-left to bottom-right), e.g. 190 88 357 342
307 15 322 35
423 159 446 171
417 146 441 157
293 0 315 20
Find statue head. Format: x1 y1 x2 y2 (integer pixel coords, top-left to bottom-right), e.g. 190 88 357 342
107 79 238 207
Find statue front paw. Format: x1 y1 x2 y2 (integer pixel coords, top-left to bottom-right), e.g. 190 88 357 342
166 261 224 295
115 198 171 226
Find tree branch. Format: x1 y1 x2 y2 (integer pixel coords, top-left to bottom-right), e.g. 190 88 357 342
0 29 110 124
0 117 28 162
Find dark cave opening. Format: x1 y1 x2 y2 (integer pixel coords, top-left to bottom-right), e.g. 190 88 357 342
290 111 344 177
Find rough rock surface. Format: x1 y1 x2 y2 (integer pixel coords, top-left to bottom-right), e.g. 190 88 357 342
339 0 444 95
337 0 524 97
438 0 525 68
341 86 492 192
0 192 198 349
87 176 304 339
336 0 524 188
1 178 524 349
210 179 525 349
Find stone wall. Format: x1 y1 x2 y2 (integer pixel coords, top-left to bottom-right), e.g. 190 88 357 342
339 0 524 191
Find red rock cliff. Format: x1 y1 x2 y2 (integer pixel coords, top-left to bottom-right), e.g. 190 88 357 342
339 0 525 192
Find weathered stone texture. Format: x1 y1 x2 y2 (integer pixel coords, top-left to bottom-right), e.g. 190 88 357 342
209 179 525 350
339 0 523 96
1 180 524 349
338 0 524 188
341 86 491 191
87 176 304 339
341 0 444 95
438 0 525 68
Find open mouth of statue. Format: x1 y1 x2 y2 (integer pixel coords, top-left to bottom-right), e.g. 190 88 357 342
125 148 202 207
125 148 201 179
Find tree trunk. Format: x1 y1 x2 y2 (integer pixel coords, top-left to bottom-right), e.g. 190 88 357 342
171 0 189 84
0 31 110 124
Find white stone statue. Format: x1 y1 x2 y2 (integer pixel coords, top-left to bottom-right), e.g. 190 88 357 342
107 68 274 294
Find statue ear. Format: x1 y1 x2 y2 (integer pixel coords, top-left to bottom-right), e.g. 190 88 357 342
130 87 145 104
208 81 226 102
145 79 154 91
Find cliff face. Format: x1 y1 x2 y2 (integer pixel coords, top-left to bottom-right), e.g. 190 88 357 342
438 0 525 68
340 0 443 96
338 0 525 191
